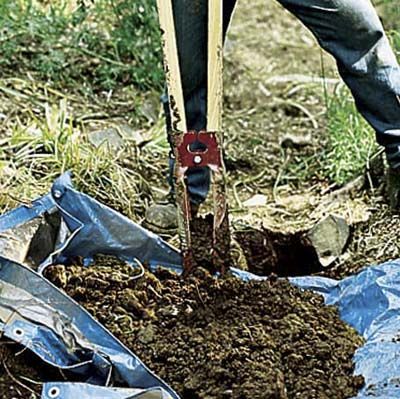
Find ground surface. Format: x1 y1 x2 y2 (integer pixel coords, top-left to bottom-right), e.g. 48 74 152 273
0 1 399 398
0 0 398 275
44 257 364 399
221 0 399 279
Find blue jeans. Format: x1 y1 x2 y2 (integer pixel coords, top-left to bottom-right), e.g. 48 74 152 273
165 0 400 204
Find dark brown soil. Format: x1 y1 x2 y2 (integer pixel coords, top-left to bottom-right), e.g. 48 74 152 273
0 343 62 399
44 255 364 399
190 214 216 272
190 214 231 274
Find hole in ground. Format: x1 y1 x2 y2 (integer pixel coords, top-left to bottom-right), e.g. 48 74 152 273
235 227 322 277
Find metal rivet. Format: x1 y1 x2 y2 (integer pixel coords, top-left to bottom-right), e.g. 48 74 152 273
48 387 60 398
53 190 62 199
193 155 202 164
13 328 24 338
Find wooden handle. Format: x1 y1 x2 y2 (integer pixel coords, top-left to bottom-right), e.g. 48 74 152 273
156 0 187 132
207 0 223 132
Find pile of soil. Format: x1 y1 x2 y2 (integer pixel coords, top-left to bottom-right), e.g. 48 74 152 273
44 255 365 399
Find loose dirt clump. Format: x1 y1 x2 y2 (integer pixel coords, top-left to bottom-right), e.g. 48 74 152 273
190 214 216 271
190 214 231 273
45 255 364 399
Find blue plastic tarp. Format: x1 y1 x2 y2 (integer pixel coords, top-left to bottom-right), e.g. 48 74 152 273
0 255 179 399
45 173 182 272
291 265 400 398
42 383 173 399
0 173 400 398
0 173 182 273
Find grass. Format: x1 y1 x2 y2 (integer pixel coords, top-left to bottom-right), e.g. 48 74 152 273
379 0 400 30
285 2 400 187
284 84 379 188
0 0 163 95
323 86 377 185
0 99 155 216
0 0 399 219
0 0 170 216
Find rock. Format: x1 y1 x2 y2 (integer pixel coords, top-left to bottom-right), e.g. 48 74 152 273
89 127 124 150
280 133 312 149
119 124 152 148
277 193 313 213
138 324 155 344
143 203 178 233
243 194 268 207
307 215 350 267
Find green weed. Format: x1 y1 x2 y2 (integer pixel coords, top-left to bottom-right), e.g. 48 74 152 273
0 0 163 94
323 86 377 185
284 85 377 187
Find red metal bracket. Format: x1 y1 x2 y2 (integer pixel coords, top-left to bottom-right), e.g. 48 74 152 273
176 130 221 168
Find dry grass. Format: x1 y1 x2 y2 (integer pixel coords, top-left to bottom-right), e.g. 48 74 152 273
0 74 169 219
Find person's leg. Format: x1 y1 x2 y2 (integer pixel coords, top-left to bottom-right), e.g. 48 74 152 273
146 1 237 230
164 0 237 205
277 0 400 170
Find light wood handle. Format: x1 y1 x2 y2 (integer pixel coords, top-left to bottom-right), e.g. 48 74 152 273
207 0 223 132
156 0 187 132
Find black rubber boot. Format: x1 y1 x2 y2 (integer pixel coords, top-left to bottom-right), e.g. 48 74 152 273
386 167 400 209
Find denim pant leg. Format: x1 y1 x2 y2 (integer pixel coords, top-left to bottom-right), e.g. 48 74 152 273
278 0 400 168
165 0 237 204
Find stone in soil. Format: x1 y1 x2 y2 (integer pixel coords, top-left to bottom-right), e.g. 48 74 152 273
307 214 350 267
44 255 365 399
